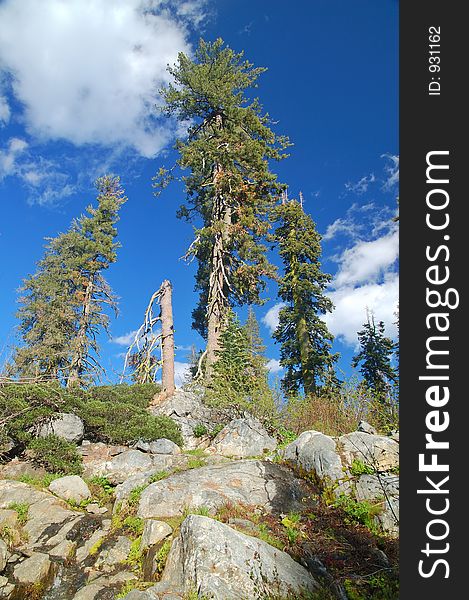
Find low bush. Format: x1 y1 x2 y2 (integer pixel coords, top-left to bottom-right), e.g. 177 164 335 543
78 399 181 446
28 435 83 475
0 382 181 457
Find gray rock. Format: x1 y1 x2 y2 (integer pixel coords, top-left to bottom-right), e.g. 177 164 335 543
0 460 47 481
339 432 399 472
161 515 320 599
121 592 157 600
282 430 344 484
0 540 9 573
140 520 172 551
138 460 310 519
49 539 76 560
209 417 277 458
94 535 132 570
149 389 216 450
48 475 91 503
75 523 111 563
72 583 105 600
135 438 181 455
0 575 14 598
39 413 85 444
0 509 18 531
23 498 80 547
13 552 52 585
92 450 155 484
355 474 399 536
357 420 378 435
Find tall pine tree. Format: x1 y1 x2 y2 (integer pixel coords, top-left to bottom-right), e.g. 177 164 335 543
13 175 126 386
273 196 336 396
155 38 289 377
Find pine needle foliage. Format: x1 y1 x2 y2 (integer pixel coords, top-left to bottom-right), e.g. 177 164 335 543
155 38 290 373
273 198 337 396
205 309 275 422
12 175 126 386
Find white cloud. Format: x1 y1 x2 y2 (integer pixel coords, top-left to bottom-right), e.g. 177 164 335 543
262 302 285 333
266 358 283 374
174 361 191 387
0 0 205 157
332 226 399 288
325 274 398 347
382 154 399 190
345 174 376 195
111 330 139 347
0 137 28 179
0 95 10 125
0 138 77 205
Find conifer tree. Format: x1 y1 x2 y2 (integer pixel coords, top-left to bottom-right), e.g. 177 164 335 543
206 309 274 421
155 38 289 377
352 313 397 400
13 176 125 385
273 197 337 396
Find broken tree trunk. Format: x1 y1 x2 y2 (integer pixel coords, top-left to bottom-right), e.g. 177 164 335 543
160 279 175 396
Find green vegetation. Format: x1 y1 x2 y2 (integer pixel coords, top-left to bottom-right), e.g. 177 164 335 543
123 516 145 537
10 176 126 387
156 38 289 376
7 502 29 525
153 539 171 579
333 494 383 534
205 310 276 423
28 435 83 475
0 382 180 464
350 459 375 477
273 197 337 396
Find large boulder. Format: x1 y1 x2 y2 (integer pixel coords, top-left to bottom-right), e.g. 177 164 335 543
149 388 217 449
355 474 399 537
161 515 320 599
282 430 344 485
84 449 160 484
38 413 85 444
138 460 312 519
209 417 277 458
0 480 83 549
140 520 172 551
48 475 91 504
13 552 53 585
134 438 181 455
338 432 399 473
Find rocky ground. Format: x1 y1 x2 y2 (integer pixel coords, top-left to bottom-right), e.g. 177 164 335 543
0 389 399 599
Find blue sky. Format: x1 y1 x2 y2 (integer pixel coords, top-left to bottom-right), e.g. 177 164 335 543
0 0 399 386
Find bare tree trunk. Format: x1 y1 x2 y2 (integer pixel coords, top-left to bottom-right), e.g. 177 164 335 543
160 279 175 396
205 184 231 380
67 278 93 388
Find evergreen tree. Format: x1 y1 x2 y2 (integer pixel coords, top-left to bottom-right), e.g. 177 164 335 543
352 313 397 400
155 38 289 377
244 305 266 362
67 176 126 386
13 176 125 385
206 309 274 421
273 197 337 396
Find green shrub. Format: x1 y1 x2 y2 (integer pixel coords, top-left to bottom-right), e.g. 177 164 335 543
0 382 178 450
349 459 375 477
77 399 181 446
89 383 160 408
333 494 382 534
28 435 83 475
193 424 208 438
